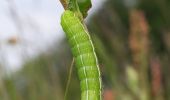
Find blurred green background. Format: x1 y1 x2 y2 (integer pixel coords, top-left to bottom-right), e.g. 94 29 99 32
1 0 170 100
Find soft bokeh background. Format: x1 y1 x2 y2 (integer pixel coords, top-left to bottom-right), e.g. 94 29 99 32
0 0 170 100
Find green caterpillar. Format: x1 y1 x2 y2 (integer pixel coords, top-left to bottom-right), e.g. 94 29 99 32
61 10 102 100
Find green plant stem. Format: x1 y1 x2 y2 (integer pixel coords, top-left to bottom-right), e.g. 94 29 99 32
64 58 75 100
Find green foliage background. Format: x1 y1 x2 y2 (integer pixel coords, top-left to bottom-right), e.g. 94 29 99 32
1 0 170 100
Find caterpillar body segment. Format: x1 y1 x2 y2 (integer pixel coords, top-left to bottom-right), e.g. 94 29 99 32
61 10 102 100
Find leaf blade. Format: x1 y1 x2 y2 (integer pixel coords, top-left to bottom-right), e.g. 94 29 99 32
78 0 92 18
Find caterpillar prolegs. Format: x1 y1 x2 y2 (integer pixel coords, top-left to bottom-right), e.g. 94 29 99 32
61 10 102 100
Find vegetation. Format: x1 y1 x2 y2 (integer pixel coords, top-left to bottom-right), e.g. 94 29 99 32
1 0 170 100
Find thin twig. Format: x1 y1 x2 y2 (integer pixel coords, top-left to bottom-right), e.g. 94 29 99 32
59 0 68 10
64 58 75 100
